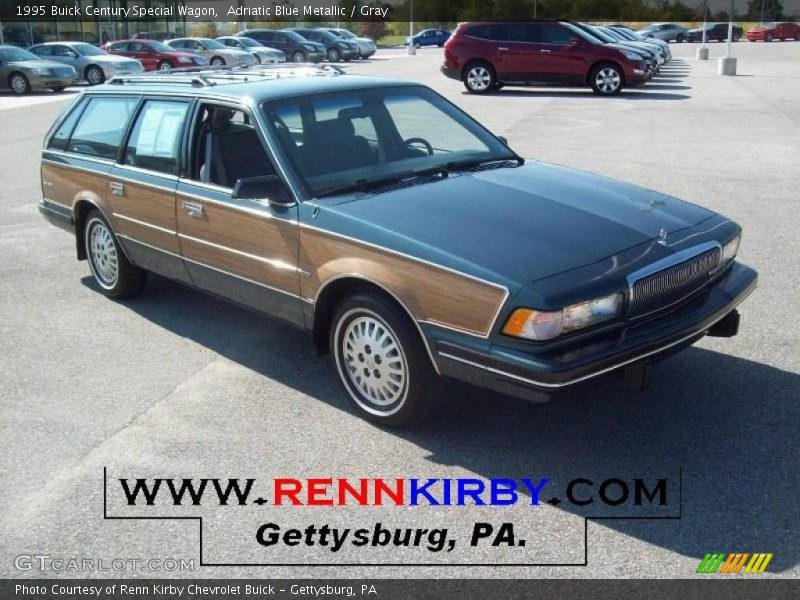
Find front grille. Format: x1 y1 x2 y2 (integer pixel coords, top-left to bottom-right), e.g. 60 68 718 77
55 68 73 77
628 246 721 318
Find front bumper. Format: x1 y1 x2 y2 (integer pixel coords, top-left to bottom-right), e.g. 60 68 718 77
434 262 757 402
30 74 79 89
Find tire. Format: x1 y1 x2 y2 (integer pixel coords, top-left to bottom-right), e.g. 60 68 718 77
156 60 173 71
292 50 305 63
84 210 146 299
210 56 225 67
765 33 773 42
51 86 66 93
85 65 105 85
330 293 435 427
733 33 741 42
254 54 262 63
8 72 30 95
676 33 685 43
414 42 421 50
463 61 495 94
327 47 340 62
590 63 623 96
795 33 800 41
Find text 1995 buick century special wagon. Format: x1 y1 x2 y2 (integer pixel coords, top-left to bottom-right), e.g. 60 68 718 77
38 65 757 426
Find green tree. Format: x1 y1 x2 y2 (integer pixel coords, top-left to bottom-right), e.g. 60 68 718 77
745 0 785 20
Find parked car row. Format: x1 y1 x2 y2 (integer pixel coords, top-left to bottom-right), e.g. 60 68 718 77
236 28 375 63
441 21 672 96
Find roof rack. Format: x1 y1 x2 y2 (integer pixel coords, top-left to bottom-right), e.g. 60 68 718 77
107 63 346 87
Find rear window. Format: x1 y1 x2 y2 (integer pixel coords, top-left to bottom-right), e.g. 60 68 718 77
67 96 138 160
48 99 87 151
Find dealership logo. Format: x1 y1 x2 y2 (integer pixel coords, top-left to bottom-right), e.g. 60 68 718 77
696 552 773 574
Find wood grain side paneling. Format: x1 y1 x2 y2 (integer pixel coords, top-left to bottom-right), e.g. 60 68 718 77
41 162 107 211
299 229 507 337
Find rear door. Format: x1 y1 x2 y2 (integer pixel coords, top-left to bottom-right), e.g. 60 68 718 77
108 97 193 283
128 42 156 70
174 102 303 326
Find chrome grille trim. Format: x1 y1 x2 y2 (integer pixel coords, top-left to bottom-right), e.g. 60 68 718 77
627 241 722 319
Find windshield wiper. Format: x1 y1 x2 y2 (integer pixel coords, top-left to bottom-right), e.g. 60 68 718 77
445 155 524 172
315 165 449 198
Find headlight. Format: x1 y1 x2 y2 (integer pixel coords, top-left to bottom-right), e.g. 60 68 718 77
177 56 192 63
304 44 316 51
32 68 52 75
503 293 623 341
622 50 643 61
721 234 740 264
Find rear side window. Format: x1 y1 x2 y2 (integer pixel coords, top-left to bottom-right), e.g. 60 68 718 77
541 24 576 45
68 96 138 159
48 100 87 151
124 100 190 175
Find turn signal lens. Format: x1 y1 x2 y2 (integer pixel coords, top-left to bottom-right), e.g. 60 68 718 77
503 293 623 341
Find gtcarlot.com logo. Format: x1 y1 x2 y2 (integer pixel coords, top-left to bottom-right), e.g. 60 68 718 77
696 552 773 574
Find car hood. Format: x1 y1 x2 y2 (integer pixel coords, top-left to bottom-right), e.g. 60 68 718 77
328 161 715 285
11 59 74 71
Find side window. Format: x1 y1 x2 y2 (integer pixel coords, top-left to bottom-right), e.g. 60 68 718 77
193 105 275 189
48 99 87 151
31 45 51 56
124 100 190 175
170 40 184 49
53 45 74 56
68 96 138 159
541 24 576 45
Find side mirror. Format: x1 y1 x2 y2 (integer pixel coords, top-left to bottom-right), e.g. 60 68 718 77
568 38 580 47
232 175 294 206
498 135 508 146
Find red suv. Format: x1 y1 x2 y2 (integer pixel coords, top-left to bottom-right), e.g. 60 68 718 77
442 21 648 96
103 39 206 71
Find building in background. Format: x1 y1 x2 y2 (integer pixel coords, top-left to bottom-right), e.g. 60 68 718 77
1 0 187 46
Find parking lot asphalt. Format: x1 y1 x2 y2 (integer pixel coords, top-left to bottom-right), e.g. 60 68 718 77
1 42 798 579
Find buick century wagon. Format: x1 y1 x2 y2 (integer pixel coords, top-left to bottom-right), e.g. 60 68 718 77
38 65 757 426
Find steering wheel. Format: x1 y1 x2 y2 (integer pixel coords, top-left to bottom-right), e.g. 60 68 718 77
403 137 434 156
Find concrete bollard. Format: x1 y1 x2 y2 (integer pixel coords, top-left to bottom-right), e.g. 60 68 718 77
407 44 416 56
718 57 737 75
696 47 709 60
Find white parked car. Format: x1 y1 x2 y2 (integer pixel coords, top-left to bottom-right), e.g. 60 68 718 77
28 42 142 85
322 28 377 59
216 36 286 63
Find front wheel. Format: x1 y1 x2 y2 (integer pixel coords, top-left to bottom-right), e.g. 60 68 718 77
84 210 146 299
463 62 495 94
8 73 30 95
292 50 305 63
85 65 105 85
676 33 685 43
331 294 434 427
327 48 341 62
766 33 773 42
157 60 173 71
590 64 623 96
210 56 225 66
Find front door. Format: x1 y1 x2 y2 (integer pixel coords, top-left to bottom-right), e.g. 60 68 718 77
175 102 304 326
109 97 193 284
533 23 587 83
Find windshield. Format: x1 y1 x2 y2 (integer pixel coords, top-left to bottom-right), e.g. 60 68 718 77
579 24 616 43
0 47 38 61
562 22 601 45
73 43 105 56
200 38 226 49
335 29 357 39
148 41 174 52
237 37 262 47
262 86 516 197
281 30 308 43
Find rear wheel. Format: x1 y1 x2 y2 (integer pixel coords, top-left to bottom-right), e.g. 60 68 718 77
590 64 623 96
85 65 104 85
84 210 146 299
331 294 435 427
676 33 685 42
157 60 173 71
795 32 800 41
766 33 774 42
292 50 305 63
327 47 341 62
463 61 495 94
210 56 225 66
8 72 30 95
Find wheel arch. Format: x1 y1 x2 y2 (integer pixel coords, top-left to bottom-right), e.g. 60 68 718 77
311 275 440 374
73 198 128 263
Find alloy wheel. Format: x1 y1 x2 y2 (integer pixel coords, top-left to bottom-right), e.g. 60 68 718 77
158 61 172 71
336 311 408 416
87 219 119 289
595 67 621 94
86 66 104 85
10 74 28 95
467 66 491 92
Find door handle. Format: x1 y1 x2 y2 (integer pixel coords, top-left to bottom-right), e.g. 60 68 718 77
539 49 551 53
181 200 204 218
109 181 125 197
498 46 509 52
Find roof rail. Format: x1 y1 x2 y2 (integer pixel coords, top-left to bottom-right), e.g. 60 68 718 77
107 63 345 87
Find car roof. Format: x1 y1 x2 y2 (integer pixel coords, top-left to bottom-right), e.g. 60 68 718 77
89 66 415 104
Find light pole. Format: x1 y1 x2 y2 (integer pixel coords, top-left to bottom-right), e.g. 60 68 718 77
697 0 709 59
719 0 737 74
407 0 416 55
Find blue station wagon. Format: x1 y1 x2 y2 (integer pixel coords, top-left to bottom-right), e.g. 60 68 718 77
38 65 757 426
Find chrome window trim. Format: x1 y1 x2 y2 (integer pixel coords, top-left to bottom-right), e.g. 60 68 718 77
43 150 114 168
177 232 301 273
437 283 754 390
301 223 510 339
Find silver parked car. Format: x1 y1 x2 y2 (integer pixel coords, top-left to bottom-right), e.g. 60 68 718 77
0 45 78 94
28 42 142 85
323 28 377 59
165 38 256 67
638 23 688 42
216 36 285 63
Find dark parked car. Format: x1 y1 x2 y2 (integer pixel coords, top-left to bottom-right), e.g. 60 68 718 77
286 28 358 62
407 29 451 48
746 22 800 42
237 29 325 63
685 23 743 42
442 21 649 95
37 65 757 426
572 23 657 75
103 39 206 71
